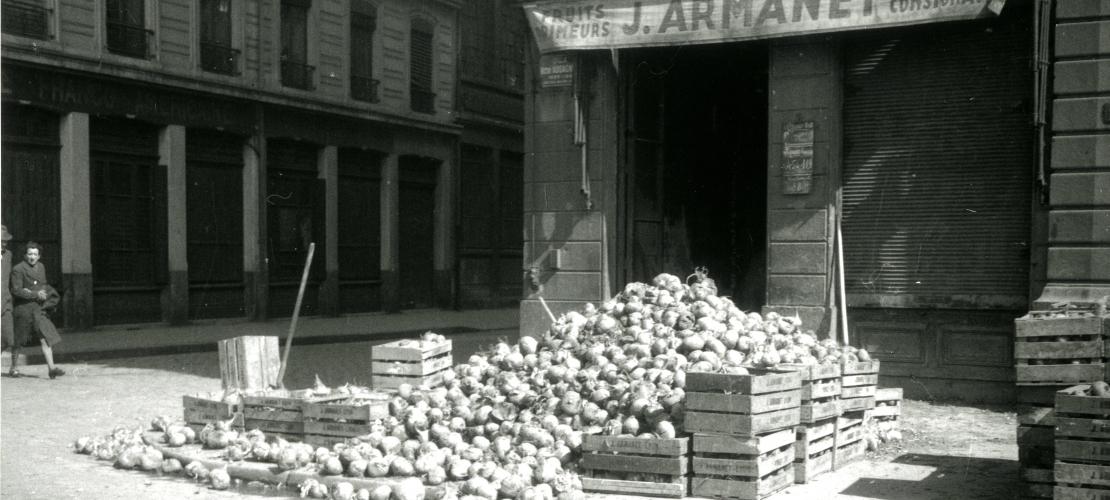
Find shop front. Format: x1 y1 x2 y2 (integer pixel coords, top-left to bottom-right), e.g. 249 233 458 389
520 0 1049 402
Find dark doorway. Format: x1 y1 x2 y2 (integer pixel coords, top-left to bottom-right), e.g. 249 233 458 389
623 42 769 311
398 156 438 309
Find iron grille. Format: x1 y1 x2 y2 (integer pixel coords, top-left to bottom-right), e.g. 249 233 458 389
281 60 315 90
106 20 152 59
2 2 51 40
200 41 240 75
351 75 380 103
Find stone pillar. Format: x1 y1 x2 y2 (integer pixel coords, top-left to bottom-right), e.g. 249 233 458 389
160 124 189 324
381 153 400 312
243 135 266 320
762 40 842 338
319 145 339 316
59 112 93 330
1036 3 1110 306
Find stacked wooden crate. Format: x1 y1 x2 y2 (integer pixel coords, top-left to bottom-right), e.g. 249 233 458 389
580 435 691 498
218 336 281 390
685 369 801 499
182 392 243 432
784 363 841 484
872 388 902 429
1053 385 1110 499
371 339 453 390
243 390 311 441
1014 304 1108 499
302 393 389 448
834 360 877 469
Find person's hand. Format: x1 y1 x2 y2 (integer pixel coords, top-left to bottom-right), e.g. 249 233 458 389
35 290 47 301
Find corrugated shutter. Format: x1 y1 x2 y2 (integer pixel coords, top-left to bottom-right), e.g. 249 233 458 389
842 15 1033 309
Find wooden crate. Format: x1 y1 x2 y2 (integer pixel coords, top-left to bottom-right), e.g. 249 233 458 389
1015 309 1108 386
1055 385 1110 466
690 428 795 500
794 418 836 484
872 388 903 420
1020 467 1054 499
685 369 801 436
842 360 881 375
840 362 878 414
302 393 390 439
218 336 281 391
836 411 866 447
1055 462 1110 500
580 435 690 498
243 390 310 436
182 392 244 428
371 339 453 390
832 439 866 470
840 396 876 412
782 363 843 424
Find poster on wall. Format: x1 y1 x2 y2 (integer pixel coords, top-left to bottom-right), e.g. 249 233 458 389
522 0 1005 53
782 121 814 195
539 54 575 88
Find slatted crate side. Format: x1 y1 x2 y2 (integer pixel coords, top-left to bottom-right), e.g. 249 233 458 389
302 395 390 422
1015 337 1106 361
243 418 305 435
1020 466 1055 499
218 336 281 391
580 453 688 476
685 369 803 395
800 379 842 400
841 384 877 399
182 394 241 416
1017 363 1108 386
370 339 453 361
693 429 795 456
692 444 794 478
800 398 841 423
580 477 688 498
685 390 801 415
243 391 310 411
795 419 836 442
372 368 450 390
840 396 877 412
1057 416 1110 440
1057 385 1110 417
243 407 303 422
685 407 800 436
1056 462 1110 489
872 401 901 419
794 449 833 484
1056 439 1110 464
832 439 866 470
780 363 841 382
1053 485 1110 500
795 433 834 460
302 434 348 449
303 420 375 438
1015 313 1105 338
584 435 689 456
691 464 794 500
842 360 880 375
370 353 454 377
842 374 879 387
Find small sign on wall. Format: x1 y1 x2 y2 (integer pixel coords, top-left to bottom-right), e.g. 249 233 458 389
539 54 575 89
782 121 815 195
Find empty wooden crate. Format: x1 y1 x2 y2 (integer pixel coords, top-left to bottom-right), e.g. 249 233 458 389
371 339 453 390
690 429 795 500
580 435 690 498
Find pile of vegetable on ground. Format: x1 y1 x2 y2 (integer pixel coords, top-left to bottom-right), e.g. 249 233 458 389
73 271 872 499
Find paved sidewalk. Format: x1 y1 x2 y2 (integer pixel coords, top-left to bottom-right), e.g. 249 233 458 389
4 308 519 364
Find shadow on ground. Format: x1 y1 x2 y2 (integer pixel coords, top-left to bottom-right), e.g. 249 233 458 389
839 453 1019 500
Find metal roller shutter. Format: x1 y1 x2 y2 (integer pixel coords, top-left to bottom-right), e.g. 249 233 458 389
842 15 1034 310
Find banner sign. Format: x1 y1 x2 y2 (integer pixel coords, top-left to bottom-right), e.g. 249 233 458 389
523 0 1004 53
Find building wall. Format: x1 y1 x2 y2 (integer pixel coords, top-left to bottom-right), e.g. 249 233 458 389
2 0 463 329
519 52 619 338
1038 0 1110 307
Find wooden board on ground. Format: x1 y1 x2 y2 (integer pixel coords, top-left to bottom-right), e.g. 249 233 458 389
685 369 802 395
219 336 281 391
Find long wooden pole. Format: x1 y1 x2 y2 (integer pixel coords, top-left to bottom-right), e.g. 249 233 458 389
837 225 849 346
275 242 315 389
